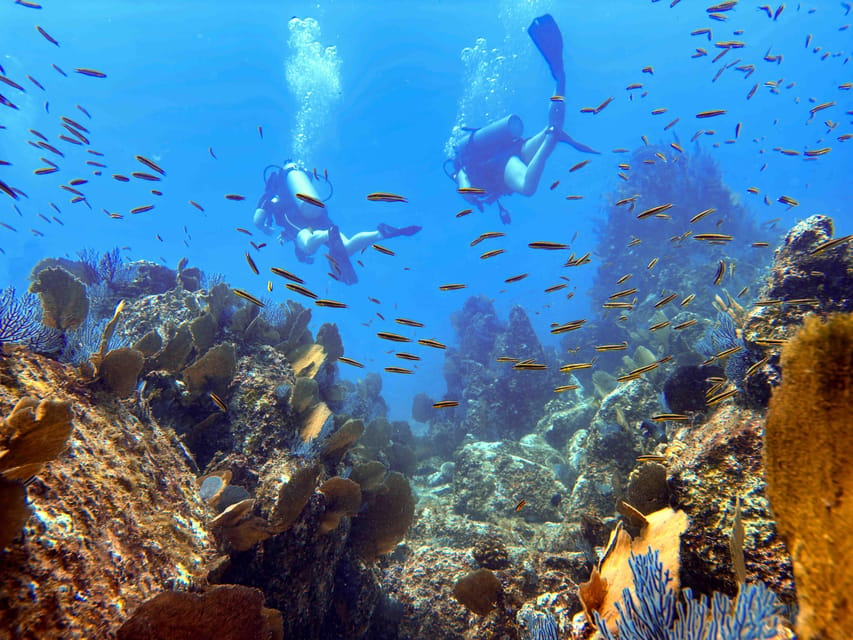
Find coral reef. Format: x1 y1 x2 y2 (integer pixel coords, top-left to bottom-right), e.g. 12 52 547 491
765 313 853 639
0 347 213 637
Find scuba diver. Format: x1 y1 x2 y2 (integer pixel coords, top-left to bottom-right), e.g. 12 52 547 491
253 162 421 285
445 14 599 224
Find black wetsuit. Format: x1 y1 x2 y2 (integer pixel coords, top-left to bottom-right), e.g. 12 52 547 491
457 131 524 202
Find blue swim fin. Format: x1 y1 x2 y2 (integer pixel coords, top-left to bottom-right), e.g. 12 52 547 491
557 130 600 155
326 225 358 285
528 14 566 94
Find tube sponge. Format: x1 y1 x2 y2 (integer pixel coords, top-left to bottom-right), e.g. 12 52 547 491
765 312 853 639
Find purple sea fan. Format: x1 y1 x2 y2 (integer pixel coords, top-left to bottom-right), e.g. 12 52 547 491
0 286 62 352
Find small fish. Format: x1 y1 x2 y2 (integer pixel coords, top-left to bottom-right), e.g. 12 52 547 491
528 241 568 250
338 356 364 368
696 109 727 118
694 233 733 242
315 299 347 309
673 319 698 330
235 227 253 236
285 283 318 299
267 280 273 292
51 63 67 77
559 362 593 372
690 208 716 223
395 318 425 328
470 231 506 247
257 125 263 138
131 172 160 182
513 362 547 370
225 194 246 201
642 66 654 74
744 356 770 378
514 500 526 512
554 384 579 393
372 243 395 256
75 68 107 78
654 293 678 308
651 413 691 422
713 260 726 285
455 208 473 218
433 400 459 408
647 257 659 270
505 273 528 283
810 235 852 255
245 252 259 275
637 454 667 463
569 159 590 172
209 392 228 413
439 283 466 291
544 283 568 293
457 186 486 195
549 180 560 190
595 342 628 352
637 203 673 219
135 155 166 176
27 75 45 90
232 288 265 307
480 248 505 259
384 366 413 375
651 108 667 115
34 167 58 175
366 192 408 203
395 352 421 361
130 205 154 214
706 386 738 406
681 294 695 306
649 320 671 331
594 96 614 113
208 147 217 159
377 331 411 343
418 338 447 349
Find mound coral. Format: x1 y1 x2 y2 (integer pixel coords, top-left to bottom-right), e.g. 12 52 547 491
349 471 415 561
452 568 502 616
116 585 283 640
765 312 853 639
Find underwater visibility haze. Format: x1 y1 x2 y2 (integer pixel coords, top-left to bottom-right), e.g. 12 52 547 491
0 0 851 638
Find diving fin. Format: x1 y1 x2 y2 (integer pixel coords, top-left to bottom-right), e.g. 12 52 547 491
528 14 566 94
557 130 600 155
326 225 358 285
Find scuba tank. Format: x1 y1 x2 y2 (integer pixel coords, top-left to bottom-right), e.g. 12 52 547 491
282 162 326 221
456 114 523 164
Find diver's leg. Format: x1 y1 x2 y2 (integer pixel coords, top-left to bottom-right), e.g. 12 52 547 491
505 129 558 196
341 230 382 256
295 228 329 256
520 129 550 163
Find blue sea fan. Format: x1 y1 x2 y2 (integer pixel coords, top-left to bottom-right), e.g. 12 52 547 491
594 549 781 640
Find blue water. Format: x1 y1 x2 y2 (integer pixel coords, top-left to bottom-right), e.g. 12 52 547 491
1 0 850 421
